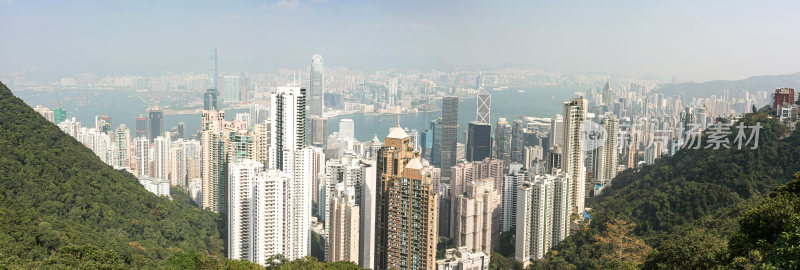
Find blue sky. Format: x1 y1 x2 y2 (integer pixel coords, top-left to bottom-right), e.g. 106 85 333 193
2 0 800 82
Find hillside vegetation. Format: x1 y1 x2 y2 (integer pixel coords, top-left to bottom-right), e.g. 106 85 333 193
535 109 800 269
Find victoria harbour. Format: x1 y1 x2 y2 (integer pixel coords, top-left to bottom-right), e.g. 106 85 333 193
16 86 577 142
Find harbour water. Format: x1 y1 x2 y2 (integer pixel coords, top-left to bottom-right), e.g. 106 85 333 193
14 87 580 142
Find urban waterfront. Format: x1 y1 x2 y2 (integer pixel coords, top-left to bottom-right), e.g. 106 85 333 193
15 87 578 142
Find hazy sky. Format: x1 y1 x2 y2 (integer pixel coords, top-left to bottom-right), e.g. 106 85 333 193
2 0 800 82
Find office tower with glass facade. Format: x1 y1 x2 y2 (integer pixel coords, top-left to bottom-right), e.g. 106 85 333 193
310 54 325 116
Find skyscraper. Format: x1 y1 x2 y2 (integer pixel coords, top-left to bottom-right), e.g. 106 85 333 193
308 116 328 147
441 96 458 180
269 86 313 260
177 122 186 140
113 124 130 169
204 88 219 110
223 75 241 104
595 113 619 187
495 118 512 162
269 86 307 171
34 105 55 122
430 118 443 167
515 176 553 262
54 106 66 125
310 54 325 116
283 147 313 260
476 93 491 124
511 120 524 164
562 97 587 215
168 139 187 187
152 136 170 180
548 115 563 149
452 178 496 256
201 110 230 213
375 126 438 270
467 122 492 162
227 159 286 265
358 160 377 270
339 118 355 140
549 173 570 244
253 121 271 167
249 103 268 127
327 183 360 264
601 81 613 106
134 136 149 178
148 106 163 142
209 48 219 89
135 115 147 138
502 163 527 232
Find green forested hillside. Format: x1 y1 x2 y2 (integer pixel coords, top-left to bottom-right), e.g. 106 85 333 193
0 82 365 269
0 82 246 268
536 109 800 269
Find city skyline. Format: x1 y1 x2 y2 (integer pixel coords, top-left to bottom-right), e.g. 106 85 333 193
3 1 800 82
5 1 800 269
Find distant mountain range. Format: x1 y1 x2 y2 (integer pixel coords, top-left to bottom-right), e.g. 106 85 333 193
656 73 800 97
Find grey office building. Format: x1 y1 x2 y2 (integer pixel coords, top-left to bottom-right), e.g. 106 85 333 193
466 122 491 161
441 96 458 179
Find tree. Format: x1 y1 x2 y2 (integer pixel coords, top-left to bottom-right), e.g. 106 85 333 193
592 219 651 265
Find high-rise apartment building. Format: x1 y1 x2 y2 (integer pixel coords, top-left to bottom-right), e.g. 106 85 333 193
515 177 552 262
228 159 286 265
269 86 313 260
452 178 496 256
375 126 439 270
358 160 377 270
269 86 306 171
134 136 149 178
34 105 55 122
551 173 571 243
169 139 187 187
113 124 130 169
327 183 360 264
152 136 170 180
201 110 245 213
562 97 587 215
252 121 270 167
595 113 619 186
515 173 571 263
501 163 527 232
548 115 563 149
